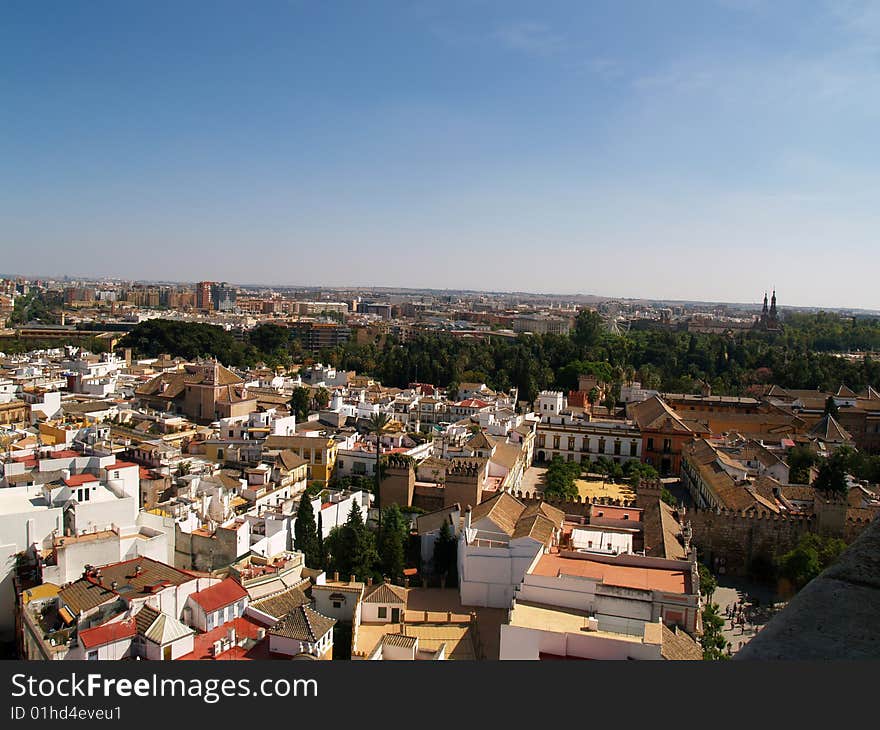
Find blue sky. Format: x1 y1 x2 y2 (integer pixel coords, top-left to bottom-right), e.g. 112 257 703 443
2 1 879 308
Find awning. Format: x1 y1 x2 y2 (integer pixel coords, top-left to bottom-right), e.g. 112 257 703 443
58 606 75 625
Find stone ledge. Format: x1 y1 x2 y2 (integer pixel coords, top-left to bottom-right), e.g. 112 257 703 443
736 518 880 660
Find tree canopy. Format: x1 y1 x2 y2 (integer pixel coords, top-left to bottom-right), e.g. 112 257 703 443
294 496 321 569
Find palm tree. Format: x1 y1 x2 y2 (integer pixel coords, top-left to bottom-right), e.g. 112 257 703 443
369 412 392 532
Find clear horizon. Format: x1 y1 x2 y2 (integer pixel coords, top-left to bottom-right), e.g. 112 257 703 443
3 1 879 309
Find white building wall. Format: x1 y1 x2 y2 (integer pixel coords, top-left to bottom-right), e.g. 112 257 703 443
71 494 137 534
457 538 543 609
499 623 661 660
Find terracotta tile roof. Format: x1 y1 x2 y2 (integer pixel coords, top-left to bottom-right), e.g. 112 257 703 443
382 633 417 649
277 449 308 471
660 624 703 660
79 618 136 649
179 615 269 661
464 431 496 451
64 558 195 606
808 414 853 443
630 396 694 434
490 442 524 470
58 580 116 615
657 501 687 560
510 513 557 544
269 605 336 642
416 503 460 534
470 492 525 535
190 578 248 613
134 605 161 635
532 553 689 594
111 461 139 470
63 473 100 487
363 582 407 605
250 588 309 619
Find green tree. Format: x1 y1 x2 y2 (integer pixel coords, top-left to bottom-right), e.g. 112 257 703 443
572 309 603 352
813 446 855 495
433 519 458 586
315 387 331 410
369 412 393 531
787 445 817 484
289 387 311 422
700 603 730 660
588 387 600 416
317 510 326 569
294 495 321 568
544 455 582 500
326 503 379 582
378 504 407 582
778 533 847 592
823 395 840 418
698 564 717 604
350 505 380 582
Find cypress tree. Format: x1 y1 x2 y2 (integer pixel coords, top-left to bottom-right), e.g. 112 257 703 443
294 495 320 568
379 504 407 582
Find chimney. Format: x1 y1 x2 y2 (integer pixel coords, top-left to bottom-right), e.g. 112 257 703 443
349 574 356 584
227 627 236 645
333 571 339 582
367 577 373 587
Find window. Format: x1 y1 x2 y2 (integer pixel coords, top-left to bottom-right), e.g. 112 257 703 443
630 440 638 456
568 437 575 451
553 436 560 449
87 650 98 660
378 607 387 619
598 438 606 454
663 439 672 454
647 438 655 451
537 435 545 447
337 460 344 469
332 601 341 609
613 440 621 455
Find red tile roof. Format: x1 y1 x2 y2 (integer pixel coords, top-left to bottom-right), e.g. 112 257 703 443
457 399 490 408
189 578 248 613
111 461 139 470
532 554 689 594
79 618 137 649
178 616 271 661
64 473 100 488
46 450 80 459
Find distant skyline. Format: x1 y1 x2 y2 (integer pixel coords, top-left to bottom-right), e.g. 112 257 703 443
3 1 880 309
8 269 875 313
